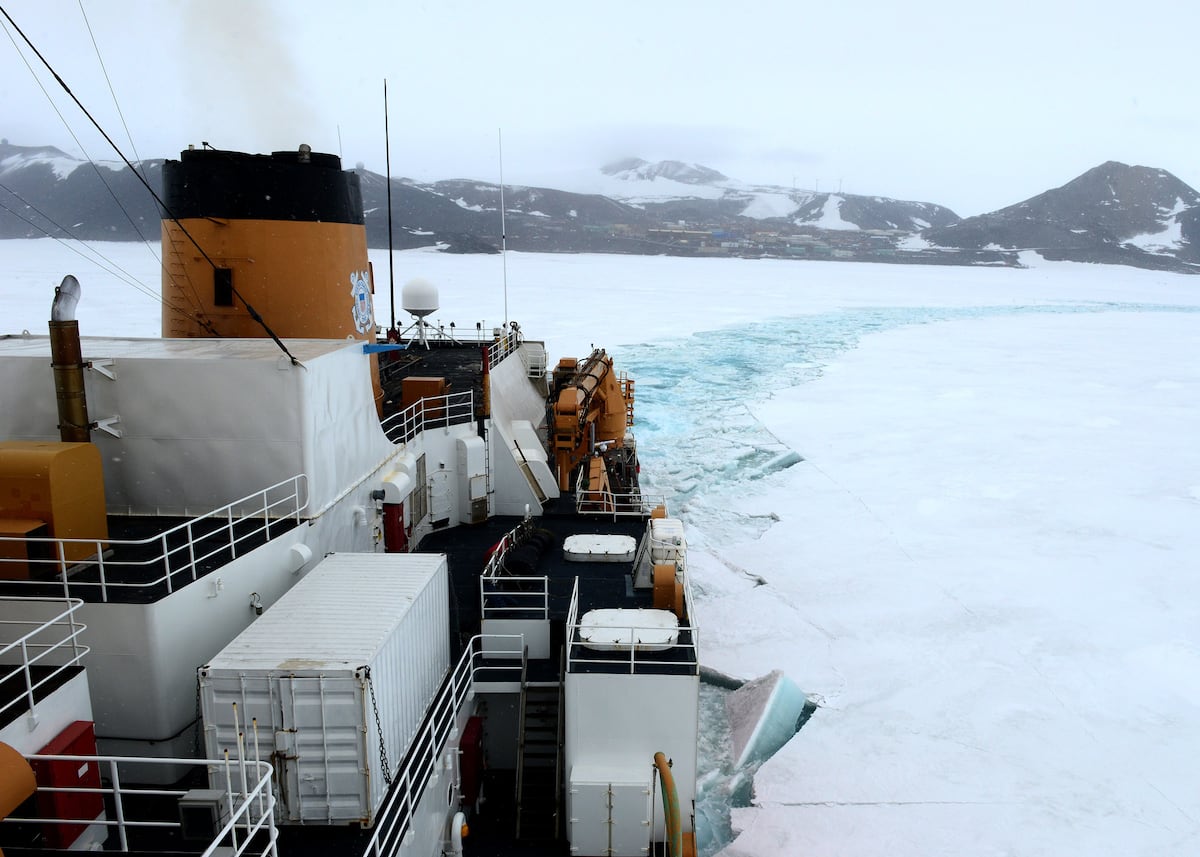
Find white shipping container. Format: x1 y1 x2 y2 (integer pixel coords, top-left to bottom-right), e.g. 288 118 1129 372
198 553 450 826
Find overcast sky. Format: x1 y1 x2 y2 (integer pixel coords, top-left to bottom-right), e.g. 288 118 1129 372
3 0 1198 216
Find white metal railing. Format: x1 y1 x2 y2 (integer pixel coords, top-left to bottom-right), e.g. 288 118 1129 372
479 521 550 620
522 341 548 379
484 326 546 377
573 467 665 517
486 328 523 370
360 634 525 857
0 475 308 602
6 753 276 857
481 575 549 619
0 597 88 725
380 390 474 445
564 577 582 651
565 577 699 676
388 323 505 347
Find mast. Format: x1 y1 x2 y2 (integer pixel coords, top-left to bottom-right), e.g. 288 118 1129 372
499 128 508 327
384 79 397 335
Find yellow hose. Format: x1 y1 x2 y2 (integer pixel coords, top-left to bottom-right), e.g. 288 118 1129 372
653 752 681 857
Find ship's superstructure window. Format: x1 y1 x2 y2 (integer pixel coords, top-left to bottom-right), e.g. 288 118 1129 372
214 268 233 306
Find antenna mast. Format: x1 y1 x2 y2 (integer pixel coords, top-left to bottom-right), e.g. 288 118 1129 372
498 128 508 326
384 80 396 334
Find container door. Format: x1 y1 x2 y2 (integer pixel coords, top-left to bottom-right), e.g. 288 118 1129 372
275 678 304 823
278 676 370 824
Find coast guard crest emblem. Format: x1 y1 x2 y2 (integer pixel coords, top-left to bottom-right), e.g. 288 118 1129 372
350 271 374 334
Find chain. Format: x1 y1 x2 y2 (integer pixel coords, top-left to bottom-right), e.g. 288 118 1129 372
365 666 393 787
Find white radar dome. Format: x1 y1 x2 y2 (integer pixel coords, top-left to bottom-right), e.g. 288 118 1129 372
402 278 439 318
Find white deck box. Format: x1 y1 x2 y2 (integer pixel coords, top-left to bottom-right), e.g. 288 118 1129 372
649 517 686 565
198 553 449 826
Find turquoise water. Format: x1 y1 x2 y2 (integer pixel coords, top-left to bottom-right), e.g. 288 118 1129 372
620 303 1200 513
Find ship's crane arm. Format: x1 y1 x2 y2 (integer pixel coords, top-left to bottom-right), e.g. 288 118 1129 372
550 349 633 491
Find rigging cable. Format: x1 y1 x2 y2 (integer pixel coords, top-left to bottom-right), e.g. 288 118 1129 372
0 3 303 367
0 7 212 327
0 183 220 333
75 0 143 171
71 0 210 319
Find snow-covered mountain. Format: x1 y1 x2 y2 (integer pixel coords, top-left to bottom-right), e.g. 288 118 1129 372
923 161 1199 269
552 156 958 233
0 143 124 180
2 141 1196 272
0 142 162 241
601 157 728 185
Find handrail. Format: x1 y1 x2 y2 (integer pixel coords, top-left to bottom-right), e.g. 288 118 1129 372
487 328 523 370
485 328 546 378
573 467 665 517
565 577 699 676
0 475 307 602
0 597 88 724
521 341 548 379
564 577 581 641
513 647 531 838
380 390 474 445
481 575 549 619
5 753 276 857
361 634 525 857
479 519 550 620
553 645 566 838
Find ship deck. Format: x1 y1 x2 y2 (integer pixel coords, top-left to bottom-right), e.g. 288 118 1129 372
0 333 685 857
417 498 694 857
378 336 493 419
0 335 528 606
0 514 301 604
418 497 695 670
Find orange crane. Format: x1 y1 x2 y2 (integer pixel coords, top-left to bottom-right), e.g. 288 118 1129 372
550 349 635 492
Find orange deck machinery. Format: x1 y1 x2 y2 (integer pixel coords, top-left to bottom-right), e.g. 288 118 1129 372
0 441 108 579
550 349 636 492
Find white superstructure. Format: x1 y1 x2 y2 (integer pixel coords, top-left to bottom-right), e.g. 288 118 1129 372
0 143 700 857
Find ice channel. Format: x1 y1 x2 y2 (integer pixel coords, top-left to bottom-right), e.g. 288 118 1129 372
617 302 1200 855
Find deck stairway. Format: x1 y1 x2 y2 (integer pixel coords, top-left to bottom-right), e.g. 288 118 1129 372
515 682 562 841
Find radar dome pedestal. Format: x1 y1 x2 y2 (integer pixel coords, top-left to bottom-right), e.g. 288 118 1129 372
400 278 440 347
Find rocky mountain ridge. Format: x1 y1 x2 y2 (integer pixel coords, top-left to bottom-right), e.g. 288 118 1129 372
923 161 1199 269
1 142 1195 272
